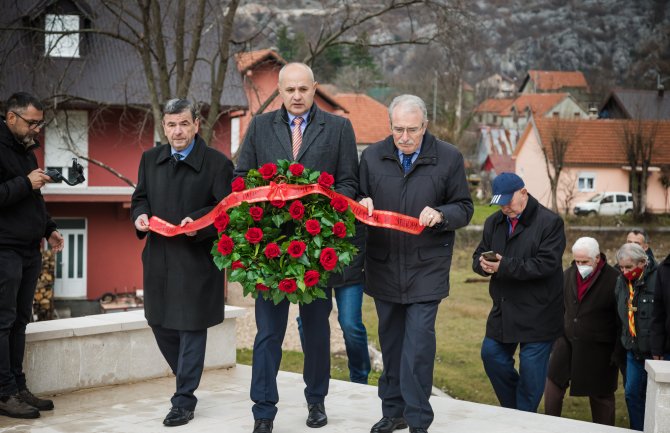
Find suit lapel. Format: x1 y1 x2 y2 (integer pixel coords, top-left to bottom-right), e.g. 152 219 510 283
297 106 324 160
272 110 293 159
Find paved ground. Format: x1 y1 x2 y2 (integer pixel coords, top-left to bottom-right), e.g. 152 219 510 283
0 365 630 433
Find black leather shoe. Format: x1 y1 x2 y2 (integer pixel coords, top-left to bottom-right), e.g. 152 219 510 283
17 389 54 411
371 416 408 433
306 402 327 428
253 419 273 433
0 395 40 419
409 429 428 433
162 407 194 427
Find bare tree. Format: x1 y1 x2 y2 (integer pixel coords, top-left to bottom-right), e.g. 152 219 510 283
558 170 579 217
537 116 578 213
619 119 659 217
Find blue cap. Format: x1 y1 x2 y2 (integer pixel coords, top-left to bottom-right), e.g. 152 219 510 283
490 173 525 205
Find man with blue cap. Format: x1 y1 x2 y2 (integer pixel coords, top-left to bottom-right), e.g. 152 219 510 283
472 172 566 413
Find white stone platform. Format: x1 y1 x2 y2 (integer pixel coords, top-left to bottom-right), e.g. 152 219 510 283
0 365 631 433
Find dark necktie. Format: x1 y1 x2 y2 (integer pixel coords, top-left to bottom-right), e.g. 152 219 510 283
402 154 413 174
173 153 183 163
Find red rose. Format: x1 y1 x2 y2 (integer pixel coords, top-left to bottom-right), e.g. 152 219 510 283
287 240 306 258
231 177 245 192
231 260 245 270
214 212 230 232
244 227 263 244
289 200 305 219
304 270 320 287
305 219 321 236
264 242 281 259
333 222 347 238
330 197 348 212
319 247 338 271
256 283 270 291
249 206 264 222
217 234 234 255
278 278 298 293
258 163 277 180
317 172 335 188
270 200 286 208
289 163 304 176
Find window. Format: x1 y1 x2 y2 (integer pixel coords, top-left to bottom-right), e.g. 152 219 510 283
44 110 88 188
45 14 80 58
616 194 628 203
601 195 614 204
577 173 595 192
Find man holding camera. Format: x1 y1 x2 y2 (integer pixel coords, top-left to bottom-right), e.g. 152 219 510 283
0 92 64 419
472 172 565 413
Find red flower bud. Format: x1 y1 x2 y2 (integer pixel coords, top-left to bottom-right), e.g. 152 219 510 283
249 206 264 222
217 234 234 255
287 240 307 258
289 200 305 219
264 242 281 259
231 177 245 192
244 227 263 244
289 163 305 176
278 278 298 293
304 270 320 287
333 222 347 238
258 163 277 180
305 219 321 236
319 247 338 271
317 172 335 188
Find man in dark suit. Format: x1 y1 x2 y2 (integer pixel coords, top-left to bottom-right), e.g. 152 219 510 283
358 94 473 433
235 62 359 433
131 98 233 427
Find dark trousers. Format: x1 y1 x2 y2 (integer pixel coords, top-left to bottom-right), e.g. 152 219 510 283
151 325 207 411
0 249 41 397
251 294 332 420
544 377 615 425
375 298 440 430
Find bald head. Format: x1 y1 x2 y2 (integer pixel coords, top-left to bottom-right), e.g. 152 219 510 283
278 63 317 116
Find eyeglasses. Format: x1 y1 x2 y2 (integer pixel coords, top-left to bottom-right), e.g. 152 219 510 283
391 125 424 136
12 111 45 130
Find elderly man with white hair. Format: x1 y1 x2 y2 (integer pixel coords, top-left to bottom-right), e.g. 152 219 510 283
544 237 619 425
614 242 661 431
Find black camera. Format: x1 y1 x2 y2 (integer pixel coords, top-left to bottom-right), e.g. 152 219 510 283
45 158 86 186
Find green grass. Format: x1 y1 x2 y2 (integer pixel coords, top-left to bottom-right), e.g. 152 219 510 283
470 202 498 225
236 237 631 428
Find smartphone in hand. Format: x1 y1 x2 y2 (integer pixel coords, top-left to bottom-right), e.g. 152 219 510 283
481 251 499 262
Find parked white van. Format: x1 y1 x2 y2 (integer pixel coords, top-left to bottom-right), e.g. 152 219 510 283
573 192 633 216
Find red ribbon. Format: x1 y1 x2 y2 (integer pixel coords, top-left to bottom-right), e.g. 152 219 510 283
149 184 425 237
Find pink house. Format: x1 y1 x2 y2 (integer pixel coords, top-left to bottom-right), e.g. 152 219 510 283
513 116 670 213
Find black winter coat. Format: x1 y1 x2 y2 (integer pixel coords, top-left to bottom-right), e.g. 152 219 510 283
131 136 233 330
547 255 619 396
652 254 670 356
615 261 657 357
0 118 56 252
359 132 473 304
472 194 566 343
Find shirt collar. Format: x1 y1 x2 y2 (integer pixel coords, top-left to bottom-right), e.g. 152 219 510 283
171 138 196 158
288 111 309 126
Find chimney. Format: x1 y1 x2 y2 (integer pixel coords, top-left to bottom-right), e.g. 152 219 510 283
588 103 598 119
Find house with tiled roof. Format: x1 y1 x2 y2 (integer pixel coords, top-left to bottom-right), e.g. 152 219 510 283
473 98 514 126
476 127 519 173
335 93 390 150
519 70 590 94
0 0 247 304
500 93 588 132
233 49 347 155
475 73 517 99
513 116 670 213
600 88 670 120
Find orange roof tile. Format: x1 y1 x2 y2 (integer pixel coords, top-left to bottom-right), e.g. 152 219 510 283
500 93 570 117
522 118 670 166
474 98 514 114
235 49 286 73
526 70 589 91
336 93 390 144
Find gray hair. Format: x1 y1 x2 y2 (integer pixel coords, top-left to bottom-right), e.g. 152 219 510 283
278 62 315 85
388 94 428 123
163 98 198 121
616 243 648 265
571 237 600 259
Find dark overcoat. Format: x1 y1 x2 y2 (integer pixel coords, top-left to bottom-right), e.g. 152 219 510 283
547 255 619 396
359 132 474 304
472 194 566 343
131 136 233 330
652 254 670 356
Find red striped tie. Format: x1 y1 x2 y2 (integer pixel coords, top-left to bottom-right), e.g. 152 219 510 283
292 117 304 160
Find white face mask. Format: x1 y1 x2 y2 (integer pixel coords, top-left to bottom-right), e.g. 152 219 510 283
577 264 594 279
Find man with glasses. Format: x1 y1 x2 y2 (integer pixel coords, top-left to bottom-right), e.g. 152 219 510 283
0 92 63 419
358 94 473 433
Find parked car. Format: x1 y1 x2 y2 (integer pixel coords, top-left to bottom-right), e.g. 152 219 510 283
573 192 633 216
